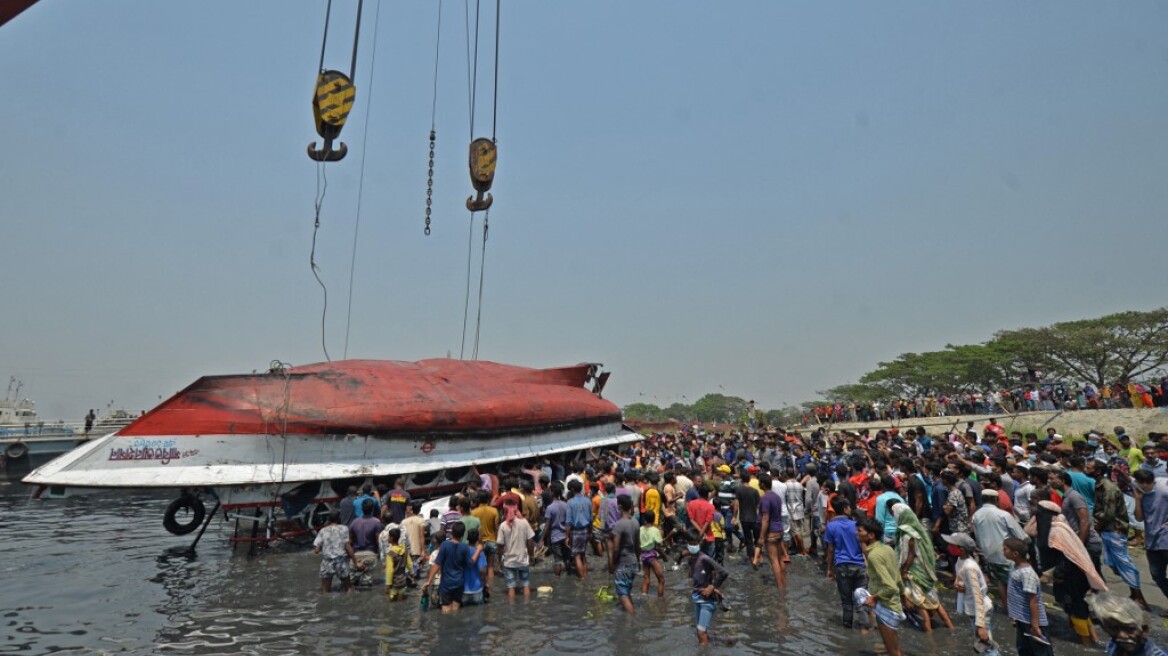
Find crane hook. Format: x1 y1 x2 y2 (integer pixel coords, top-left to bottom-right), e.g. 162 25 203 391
466 137 497 211
308 70 355 162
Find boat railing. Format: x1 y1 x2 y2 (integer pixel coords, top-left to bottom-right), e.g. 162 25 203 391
0 418 134 438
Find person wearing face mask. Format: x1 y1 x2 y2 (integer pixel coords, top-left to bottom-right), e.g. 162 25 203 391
683 530 730 646
1139 444 1168 480
1133 470 1168 602
1091 592 1167 656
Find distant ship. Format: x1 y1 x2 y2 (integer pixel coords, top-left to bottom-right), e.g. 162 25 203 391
1 381 136 479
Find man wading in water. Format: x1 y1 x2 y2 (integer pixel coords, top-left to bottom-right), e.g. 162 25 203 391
609 494 640 614
313 510 361 593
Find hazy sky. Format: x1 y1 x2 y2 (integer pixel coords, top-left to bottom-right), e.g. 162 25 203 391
2 1 1166 419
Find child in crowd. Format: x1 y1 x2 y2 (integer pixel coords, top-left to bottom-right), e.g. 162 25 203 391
684 530 730 646
462 529 487 605
945 532 999 656
1003 537 1052 656
711 509 727 564
639 509 665 597
383 527 412 601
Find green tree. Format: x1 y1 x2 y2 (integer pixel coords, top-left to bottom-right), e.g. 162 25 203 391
819 383 886 404
689 394 748 423
622 403 665 421
663 402 694 422
992 308 1168 386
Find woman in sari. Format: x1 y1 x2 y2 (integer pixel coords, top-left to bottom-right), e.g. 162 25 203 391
892 502 954 632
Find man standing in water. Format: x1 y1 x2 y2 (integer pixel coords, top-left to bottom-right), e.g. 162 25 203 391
855 517 905 656
312 510 360 593
823 496 867 629
753 473 787 588
564 479 592 578
609 494 640 614
422 521 483 612
497 497 535 598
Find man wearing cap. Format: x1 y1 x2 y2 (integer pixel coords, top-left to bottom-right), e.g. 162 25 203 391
971 489 1028 603
946 532 1000 656
1117 431 1143 471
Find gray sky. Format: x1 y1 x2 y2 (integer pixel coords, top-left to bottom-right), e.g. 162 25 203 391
2 1 1166 419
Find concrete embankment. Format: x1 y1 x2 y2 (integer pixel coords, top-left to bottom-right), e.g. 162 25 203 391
809 408 1168 441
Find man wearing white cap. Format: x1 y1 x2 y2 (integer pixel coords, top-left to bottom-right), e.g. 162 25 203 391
945 532 1000 656
972 489 1028 603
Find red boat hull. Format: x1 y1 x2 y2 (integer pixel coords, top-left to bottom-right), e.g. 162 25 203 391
118 358 619 438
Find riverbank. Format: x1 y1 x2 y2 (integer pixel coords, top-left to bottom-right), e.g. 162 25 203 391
805 407 1168 441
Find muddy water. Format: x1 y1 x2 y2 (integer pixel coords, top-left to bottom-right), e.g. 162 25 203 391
0 485 1156 655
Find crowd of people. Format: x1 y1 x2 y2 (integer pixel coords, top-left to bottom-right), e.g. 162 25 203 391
311 420 1168 654
808 377 1168 424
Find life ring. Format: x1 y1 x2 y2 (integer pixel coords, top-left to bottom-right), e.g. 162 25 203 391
4 442 28 460
163 495 206 535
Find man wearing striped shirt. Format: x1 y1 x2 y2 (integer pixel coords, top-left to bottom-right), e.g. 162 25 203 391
1004 537 1052 656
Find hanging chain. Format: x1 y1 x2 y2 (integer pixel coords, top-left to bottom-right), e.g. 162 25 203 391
424 130 436 235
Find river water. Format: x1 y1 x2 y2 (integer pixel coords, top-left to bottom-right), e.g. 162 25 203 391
0 484 1158 655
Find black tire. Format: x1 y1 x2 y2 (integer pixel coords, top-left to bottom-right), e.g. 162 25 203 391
4 442 28 460
163 495 206 536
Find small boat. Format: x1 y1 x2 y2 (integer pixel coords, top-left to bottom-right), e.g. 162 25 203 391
24 358 635 545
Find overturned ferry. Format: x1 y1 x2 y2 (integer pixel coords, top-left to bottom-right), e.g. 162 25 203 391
24 359 636 545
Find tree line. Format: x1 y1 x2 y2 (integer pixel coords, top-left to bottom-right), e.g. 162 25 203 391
622 308 1168 423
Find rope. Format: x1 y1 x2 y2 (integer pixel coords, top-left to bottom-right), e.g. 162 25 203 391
459 213 476 359
471 211 489 360
311 162 331 362
492 0 500 141
349 0 364 80
430 0 443 130
343 0 383 359
318 0 333 72
464 0 473 138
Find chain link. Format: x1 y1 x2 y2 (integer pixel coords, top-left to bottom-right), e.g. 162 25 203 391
424 130 436 236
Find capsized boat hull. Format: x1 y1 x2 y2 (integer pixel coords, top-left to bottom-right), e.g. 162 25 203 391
23 358 635 489
23 421 633 488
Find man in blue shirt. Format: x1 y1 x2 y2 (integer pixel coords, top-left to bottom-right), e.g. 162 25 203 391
544 481 570 576
564 479 592 578
421 521 483 613
823 496 867 629
1134 470 1168 602
352 484 379 520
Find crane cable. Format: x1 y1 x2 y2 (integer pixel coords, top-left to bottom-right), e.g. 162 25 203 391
460 0 500 360
424 0 444 236
310 0 365 363
343 0 384 359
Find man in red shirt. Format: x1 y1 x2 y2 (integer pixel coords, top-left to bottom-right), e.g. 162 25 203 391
984 418 1005 438
686 485 717 557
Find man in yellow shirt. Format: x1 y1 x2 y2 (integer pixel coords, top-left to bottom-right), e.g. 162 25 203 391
642 473 662 527
1116 427 1144 471
471 491 500 592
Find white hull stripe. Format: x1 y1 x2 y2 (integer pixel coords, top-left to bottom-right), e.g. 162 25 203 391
23 422 637 488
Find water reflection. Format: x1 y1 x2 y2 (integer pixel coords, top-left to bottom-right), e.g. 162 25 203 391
1 485 1164 655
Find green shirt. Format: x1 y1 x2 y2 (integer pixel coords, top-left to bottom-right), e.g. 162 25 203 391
1121 447 1144 471
863 541 904 613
